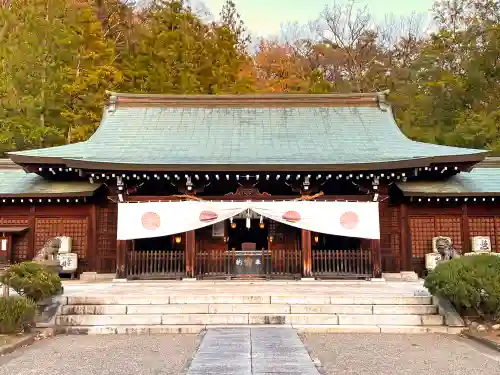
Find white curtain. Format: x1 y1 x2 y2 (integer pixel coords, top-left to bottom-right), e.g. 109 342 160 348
117 201 246 240
117 201 380 240
249 201 379 240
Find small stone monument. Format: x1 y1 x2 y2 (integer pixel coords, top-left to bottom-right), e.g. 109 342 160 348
471 236 492 253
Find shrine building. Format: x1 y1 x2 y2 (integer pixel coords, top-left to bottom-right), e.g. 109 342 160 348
1 91 499 280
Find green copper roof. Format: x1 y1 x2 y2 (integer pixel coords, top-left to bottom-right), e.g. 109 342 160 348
397 168 500 196
8 93 487 171
0 171 101 197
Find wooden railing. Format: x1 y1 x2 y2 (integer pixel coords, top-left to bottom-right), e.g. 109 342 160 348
196 249 234 279
127 250 185 280
312 249 373 279
196 249 302 279
267 248 302 278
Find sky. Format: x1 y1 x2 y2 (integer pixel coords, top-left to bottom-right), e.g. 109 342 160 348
198 0 436 38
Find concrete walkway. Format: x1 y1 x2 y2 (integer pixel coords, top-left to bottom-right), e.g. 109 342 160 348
186 327 320 375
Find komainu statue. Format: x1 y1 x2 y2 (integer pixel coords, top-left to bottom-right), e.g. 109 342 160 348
433 236 461 261
426 236 461 271
33 238 62 272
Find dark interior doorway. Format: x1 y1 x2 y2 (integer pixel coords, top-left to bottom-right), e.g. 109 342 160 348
312 233 361 250
134 235 183 251
228 219 269 250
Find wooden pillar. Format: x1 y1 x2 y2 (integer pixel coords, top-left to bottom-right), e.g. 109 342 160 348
185 230 196 278
28 206 36 259
115 177 128 279
375 184 388 275
115 240 127 279
301 229 312 277
400 203 411 271
461 204 469 254
89 204 98 272
371 239 382 278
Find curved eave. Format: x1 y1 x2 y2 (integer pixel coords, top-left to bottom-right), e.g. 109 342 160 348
400 191 500 197
8 152 488 172
0 190 98 198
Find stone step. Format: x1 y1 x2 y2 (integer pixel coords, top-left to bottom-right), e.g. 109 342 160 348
55 324 463 335
56 313 444 326
61 303 437 316
64 295 432 305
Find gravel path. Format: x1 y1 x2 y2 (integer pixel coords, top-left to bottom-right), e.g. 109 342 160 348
300 333 500 375
0 334 201 375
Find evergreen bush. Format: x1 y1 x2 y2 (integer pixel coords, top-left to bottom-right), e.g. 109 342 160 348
424 254 500 320
0 261 62 303
0 296 36 334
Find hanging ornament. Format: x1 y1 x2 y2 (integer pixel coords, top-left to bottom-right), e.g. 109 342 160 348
246 209 251 229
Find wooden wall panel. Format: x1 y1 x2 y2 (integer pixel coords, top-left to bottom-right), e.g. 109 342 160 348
379 203 401 273
0 217 29 226
34 218 61 251
96 204 118 273
435 216 463 252
62 218 89 259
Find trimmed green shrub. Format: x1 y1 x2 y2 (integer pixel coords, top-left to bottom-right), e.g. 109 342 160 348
424 254 500 319
0 261 62 303
0 296 36 334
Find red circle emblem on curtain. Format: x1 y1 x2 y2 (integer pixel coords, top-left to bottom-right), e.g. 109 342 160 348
199 210 218 222
340 211 359 230
282 211 301 223
141 212 161 230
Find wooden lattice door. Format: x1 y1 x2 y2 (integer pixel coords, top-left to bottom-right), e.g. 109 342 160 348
96 205 118 273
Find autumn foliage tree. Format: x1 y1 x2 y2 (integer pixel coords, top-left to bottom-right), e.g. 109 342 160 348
0 0 499 155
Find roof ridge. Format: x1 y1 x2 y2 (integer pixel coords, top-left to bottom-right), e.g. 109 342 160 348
105 90 389 109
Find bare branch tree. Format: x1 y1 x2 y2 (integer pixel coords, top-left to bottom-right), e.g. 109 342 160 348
312 0 381 92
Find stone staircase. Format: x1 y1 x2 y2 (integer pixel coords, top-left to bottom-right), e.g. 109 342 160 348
54 291 462 334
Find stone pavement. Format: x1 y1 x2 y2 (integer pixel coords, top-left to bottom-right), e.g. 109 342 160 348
186 327 320 375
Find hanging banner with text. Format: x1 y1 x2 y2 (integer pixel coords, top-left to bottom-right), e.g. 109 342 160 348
117 201 380 240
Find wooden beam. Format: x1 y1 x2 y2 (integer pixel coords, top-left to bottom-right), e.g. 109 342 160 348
125 194 370 202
